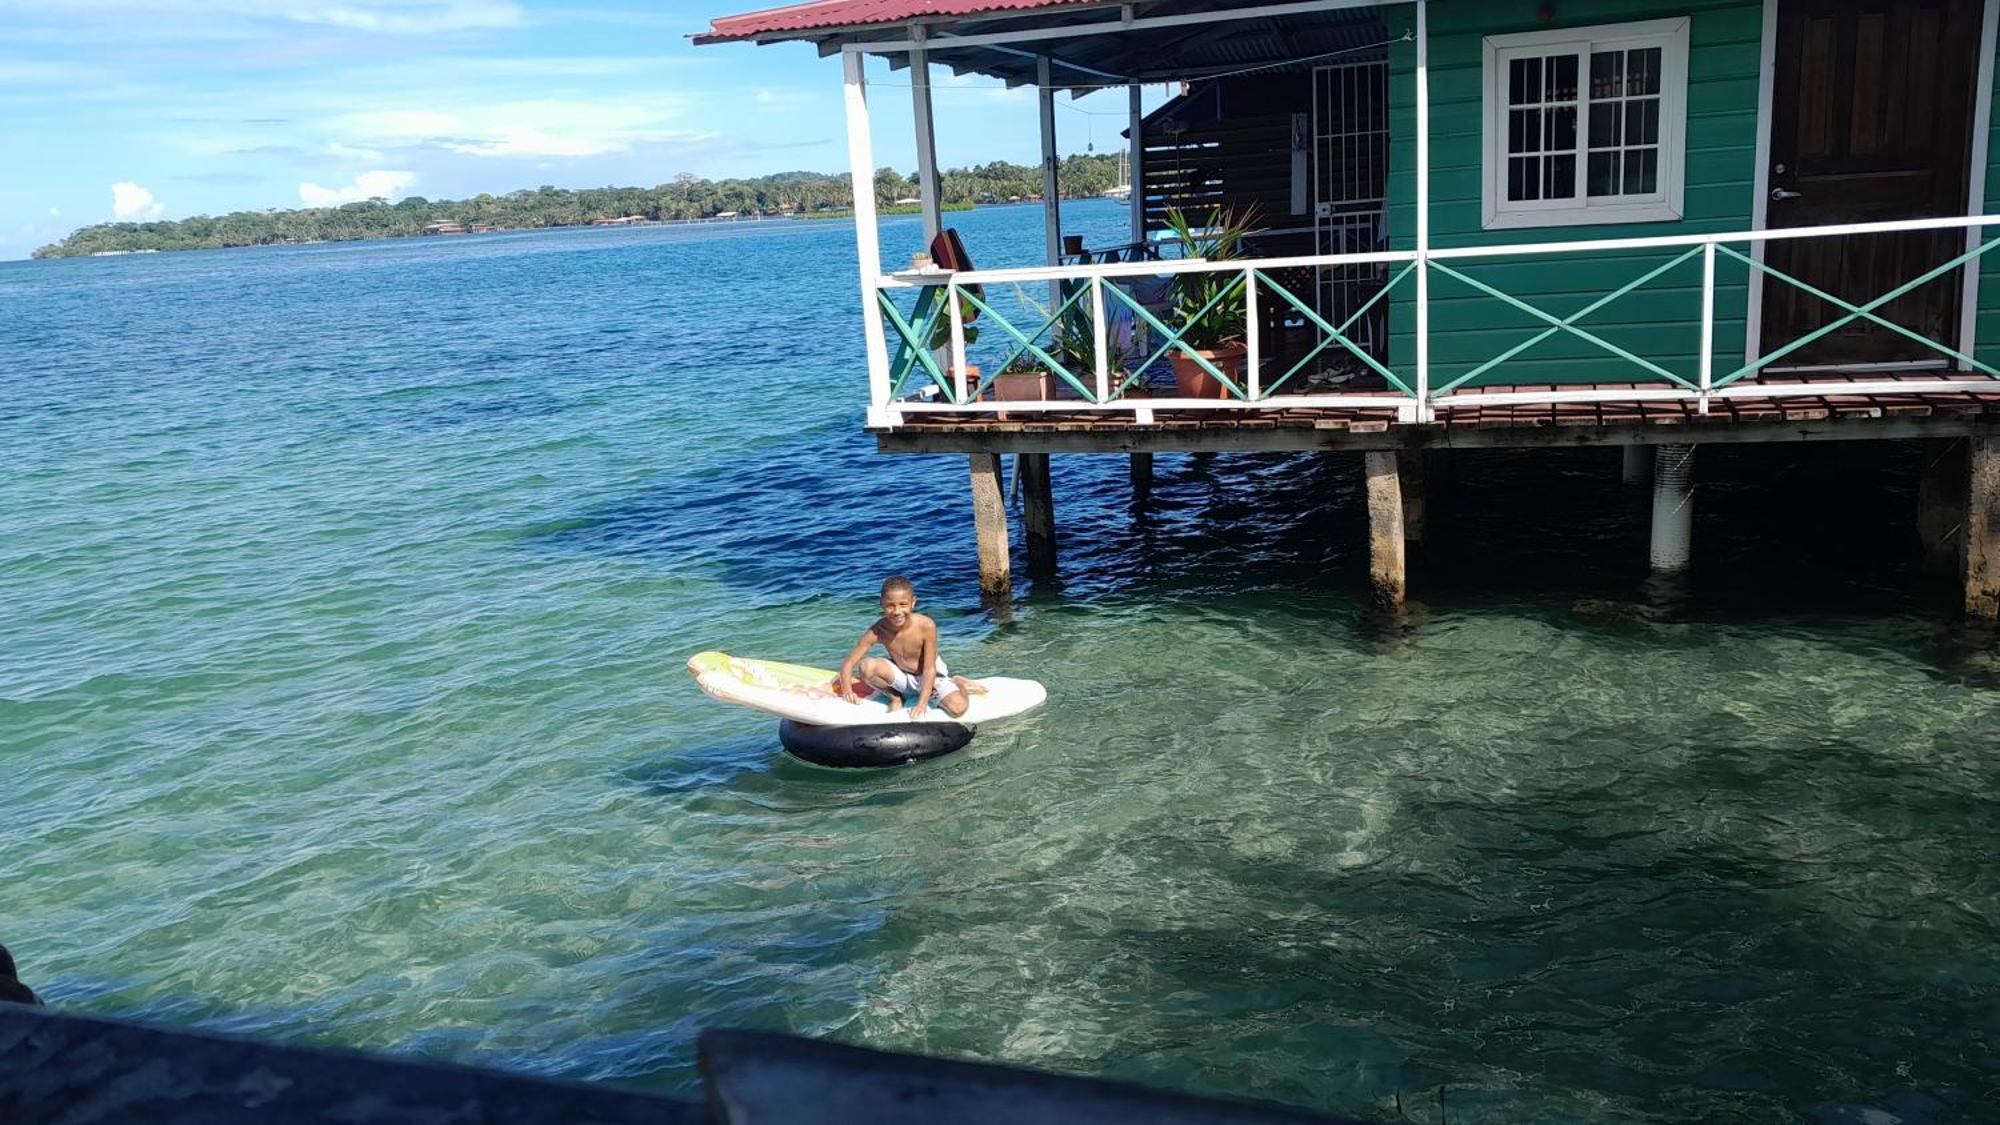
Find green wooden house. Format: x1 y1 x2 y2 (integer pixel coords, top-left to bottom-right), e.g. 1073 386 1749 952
699 0 2000 614
1385 0 1994 397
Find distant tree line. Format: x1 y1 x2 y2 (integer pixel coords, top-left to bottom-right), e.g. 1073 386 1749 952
32 155 1128 258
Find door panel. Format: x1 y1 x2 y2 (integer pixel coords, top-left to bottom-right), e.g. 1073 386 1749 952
1762 0 1982 365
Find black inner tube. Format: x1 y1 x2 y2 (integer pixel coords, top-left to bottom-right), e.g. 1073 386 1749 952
778 719 974 768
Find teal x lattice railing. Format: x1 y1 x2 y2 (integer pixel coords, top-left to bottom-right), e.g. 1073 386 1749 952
867 214 2000 422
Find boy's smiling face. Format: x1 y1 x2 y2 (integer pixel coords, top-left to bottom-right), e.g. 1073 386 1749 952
879 587 916 629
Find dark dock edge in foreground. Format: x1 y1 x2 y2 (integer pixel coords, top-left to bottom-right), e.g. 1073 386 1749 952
0 1004 1364 1124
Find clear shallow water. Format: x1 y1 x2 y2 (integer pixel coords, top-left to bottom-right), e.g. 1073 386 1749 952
4 204 1997 1123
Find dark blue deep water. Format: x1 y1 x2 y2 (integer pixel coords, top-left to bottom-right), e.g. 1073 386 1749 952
3 202 1996 1123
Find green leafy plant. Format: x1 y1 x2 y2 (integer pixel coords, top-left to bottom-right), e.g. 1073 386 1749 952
926 289 981 353
1008 282 1097 379
1162 204 1261 351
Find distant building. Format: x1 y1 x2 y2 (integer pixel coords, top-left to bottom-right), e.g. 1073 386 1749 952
421 220 468 235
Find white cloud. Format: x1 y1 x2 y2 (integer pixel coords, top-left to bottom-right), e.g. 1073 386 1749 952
111 181 165 219
284 1 524 34
325 141 383 160
442 124 620 158
753 88 817 109
298 168 415 206
48 206 61 216
334 108 461 139
935 71 1034 104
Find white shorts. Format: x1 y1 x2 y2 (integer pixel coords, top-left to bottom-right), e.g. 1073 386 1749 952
886 659 963 704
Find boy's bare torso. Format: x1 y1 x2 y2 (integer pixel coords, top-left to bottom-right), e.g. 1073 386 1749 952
872 613 935 674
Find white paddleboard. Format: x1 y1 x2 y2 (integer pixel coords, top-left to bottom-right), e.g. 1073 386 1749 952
687 651 1046 728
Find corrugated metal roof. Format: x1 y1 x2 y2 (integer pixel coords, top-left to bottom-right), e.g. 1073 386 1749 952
695 0 1105 44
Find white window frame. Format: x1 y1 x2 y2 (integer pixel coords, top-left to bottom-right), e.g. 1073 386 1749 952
1481 17 1690 230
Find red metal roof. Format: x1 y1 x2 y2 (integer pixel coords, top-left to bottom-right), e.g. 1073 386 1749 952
695 0 1106 44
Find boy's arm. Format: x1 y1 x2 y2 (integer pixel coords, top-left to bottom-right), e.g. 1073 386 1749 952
911 621 938 714
833 626 877 700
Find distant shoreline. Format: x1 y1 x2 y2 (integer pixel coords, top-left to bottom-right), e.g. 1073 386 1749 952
31 157 1127 260
33 200 1125 260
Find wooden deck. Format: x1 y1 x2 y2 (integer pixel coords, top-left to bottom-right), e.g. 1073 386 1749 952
876 373 2000 453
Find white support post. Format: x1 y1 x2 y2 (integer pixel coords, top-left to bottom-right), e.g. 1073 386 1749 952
1651 444 1695 572
1128 83 1146 245
1244 267 1261 400
1698 240 1716 414
910 34 944 244
1038 55 1062 306
1090 276 1110 402
843 51 893 427
1414 0 1431 423
1958 0 1998 366
949 280 968 402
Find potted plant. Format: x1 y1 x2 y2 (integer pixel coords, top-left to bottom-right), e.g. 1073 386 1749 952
1162 205 1259 399
992 281 1113 405
991 356 1049 406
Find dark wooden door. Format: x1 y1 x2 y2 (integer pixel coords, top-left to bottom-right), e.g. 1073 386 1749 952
1762 0 1983 365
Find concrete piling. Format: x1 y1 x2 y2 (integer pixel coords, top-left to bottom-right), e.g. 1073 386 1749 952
1398 451 1427 546
1919 437 1970 578
1364 451 1406 610
1622 444 1653 486
1967 436 2000 618
968 453 1010 598
1130 452 1153 493
1019 452 1057 576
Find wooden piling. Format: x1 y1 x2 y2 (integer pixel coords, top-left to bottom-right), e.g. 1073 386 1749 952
1966 436 2000 618
1019 452 1057 576
968 453 1010 598
1398 451 1427 546
1130 452 1153 492
1364 451 1406 610
1918 438 1969 577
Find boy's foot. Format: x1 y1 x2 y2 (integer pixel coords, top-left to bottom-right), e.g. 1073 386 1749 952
953 675 988 696
883 693 905 714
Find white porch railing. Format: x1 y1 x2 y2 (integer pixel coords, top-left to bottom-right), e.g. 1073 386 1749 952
864 213 2000 427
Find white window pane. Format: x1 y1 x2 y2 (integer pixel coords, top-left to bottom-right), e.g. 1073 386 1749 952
1510 57 1540 104
1510 108 1544 153
1509 156 1543 201
1547 54 1578 102
1545 154 1577 199
1590 50 1623 98
1587 150 1621 196
1626 99 1659 146
1589 102 1622 149
1628 48 1661 96
1624 147 1658 194
1547 105 1577 151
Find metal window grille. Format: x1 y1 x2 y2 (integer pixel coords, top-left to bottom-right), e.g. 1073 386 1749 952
1312 60 1391 371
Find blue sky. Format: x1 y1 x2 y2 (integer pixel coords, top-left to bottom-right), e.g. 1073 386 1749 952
1 0 1149 259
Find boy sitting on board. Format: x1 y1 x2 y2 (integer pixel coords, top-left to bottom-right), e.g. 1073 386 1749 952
833 576 986 718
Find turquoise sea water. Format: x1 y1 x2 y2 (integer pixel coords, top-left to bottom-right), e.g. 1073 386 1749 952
4 203 1997 1123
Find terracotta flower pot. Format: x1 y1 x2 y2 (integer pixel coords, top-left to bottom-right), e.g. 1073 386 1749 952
992 368 1049 403
1170 346 1247 399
